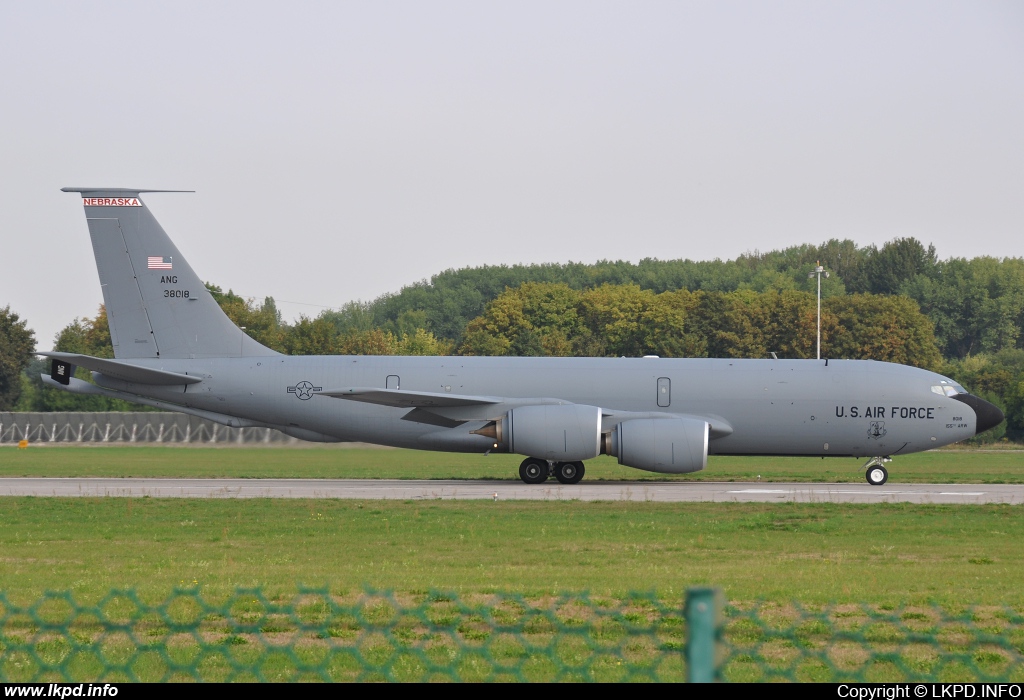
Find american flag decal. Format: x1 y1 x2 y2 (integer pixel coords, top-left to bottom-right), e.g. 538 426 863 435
148 256 172 270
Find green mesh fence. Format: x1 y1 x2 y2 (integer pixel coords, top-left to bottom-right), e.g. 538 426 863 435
721 601 1024 682
0 588 685 682
1 588 1022 682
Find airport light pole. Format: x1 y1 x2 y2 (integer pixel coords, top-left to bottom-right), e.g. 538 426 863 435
808 262 829 360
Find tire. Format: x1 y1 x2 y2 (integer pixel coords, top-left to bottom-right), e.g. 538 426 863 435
554 461 585 485
866 465 888 486
519 458 549 484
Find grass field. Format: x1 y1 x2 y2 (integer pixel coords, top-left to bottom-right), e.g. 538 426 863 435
2 452 1021 683
2 444 1024 483
2 446 1021 623
0 497 1021 607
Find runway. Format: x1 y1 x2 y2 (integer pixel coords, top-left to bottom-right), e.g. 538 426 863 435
0 478 1021 504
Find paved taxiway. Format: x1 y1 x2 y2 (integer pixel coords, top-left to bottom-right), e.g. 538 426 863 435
0 478 1020 504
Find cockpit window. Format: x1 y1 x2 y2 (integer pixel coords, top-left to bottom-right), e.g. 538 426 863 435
931 379 967 397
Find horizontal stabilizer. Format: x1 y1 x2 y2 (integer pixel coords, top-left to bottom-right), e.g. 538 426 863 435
42 375 339 441
320 387 500 408
38 352 202 386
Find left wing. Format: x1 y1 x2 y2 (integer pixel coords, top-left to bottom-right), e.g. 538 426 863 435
319 387 502 408
322 387 735 437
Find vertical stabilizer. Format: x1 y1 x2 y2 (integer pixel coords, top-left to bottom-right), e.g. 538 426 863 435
62 188 278 359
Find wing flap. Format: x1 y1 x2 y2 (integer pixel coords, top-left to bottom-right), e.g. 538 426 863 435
320 387 501 408
400 408 467 428
38 352 202 386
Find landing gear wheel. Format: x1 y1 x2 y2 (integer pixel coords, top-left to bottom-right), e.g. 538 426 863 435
866 465 888 486
519 458 549 485
554 461 585 485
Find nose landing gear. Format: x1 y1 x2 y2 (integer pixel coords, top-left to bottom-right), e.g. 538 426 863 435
863 456 891 486
518 458 587 485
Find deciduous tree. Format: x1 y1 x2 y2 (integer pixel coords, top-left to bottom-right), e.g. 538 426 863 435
0 306 35 410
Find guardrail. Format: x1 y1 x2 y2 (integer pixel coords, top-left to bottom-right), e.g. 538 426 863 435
0 413 295 445
1 588 1021 682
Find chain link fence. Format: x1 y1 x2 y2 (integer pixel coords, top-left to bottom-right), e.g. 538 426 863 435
1 588 1022 682
0 413 295 445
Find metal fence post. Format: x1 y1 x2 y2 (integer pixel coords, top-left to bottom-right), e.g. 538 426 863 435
685 587 724 682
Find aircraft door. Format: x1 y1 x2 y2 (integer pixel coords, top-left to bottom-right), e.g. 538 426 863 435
657 377 671 407
386 375 400 390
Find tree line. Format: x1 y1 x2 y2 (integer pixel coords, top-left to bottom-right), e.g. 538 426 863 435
3 237 1023 441
359 237 1024 361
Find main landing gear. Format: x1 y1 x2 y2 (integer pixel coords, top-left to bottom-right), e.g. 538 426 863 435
863 456 892 486
518 458 586 485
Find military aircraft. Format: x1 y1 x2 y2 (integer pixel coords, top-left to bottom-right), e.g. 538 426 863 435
41 188 1004 486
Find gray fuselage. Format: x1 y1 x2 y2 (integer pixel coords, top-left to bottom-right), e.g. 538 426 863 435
95 355 977 459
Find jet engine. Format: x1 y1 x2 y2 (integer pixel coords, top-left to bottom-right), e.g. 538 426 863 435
602 417 709 473
473 404 602 462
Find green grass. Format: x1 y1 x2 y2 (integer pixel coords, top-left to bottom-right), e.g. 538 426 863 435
0 498 1021 607
0 588 690 682
2 479 1020 682
2 445 1024 483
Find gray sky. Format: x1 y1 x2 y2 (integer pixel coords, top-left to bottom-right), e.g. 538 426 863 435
2 1 1022 348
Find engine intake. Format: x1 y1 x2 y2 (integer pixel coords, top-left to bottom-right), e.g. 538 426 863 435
602 417 709 473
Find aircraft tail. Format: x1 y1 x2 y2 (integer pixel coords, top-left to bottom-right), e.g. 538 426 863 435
62 188 278 359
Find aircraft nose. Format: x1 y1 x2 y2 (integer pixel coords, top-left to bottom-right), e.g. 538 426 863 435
951 394 1005 435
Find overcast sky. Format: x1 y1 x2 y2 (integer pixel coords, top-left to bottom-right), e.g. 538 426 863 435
2 1 1022 348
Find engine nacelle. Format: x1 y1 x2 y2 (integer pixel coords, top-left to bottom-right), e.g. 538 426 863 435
479 404 602 462
603 417 709 473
